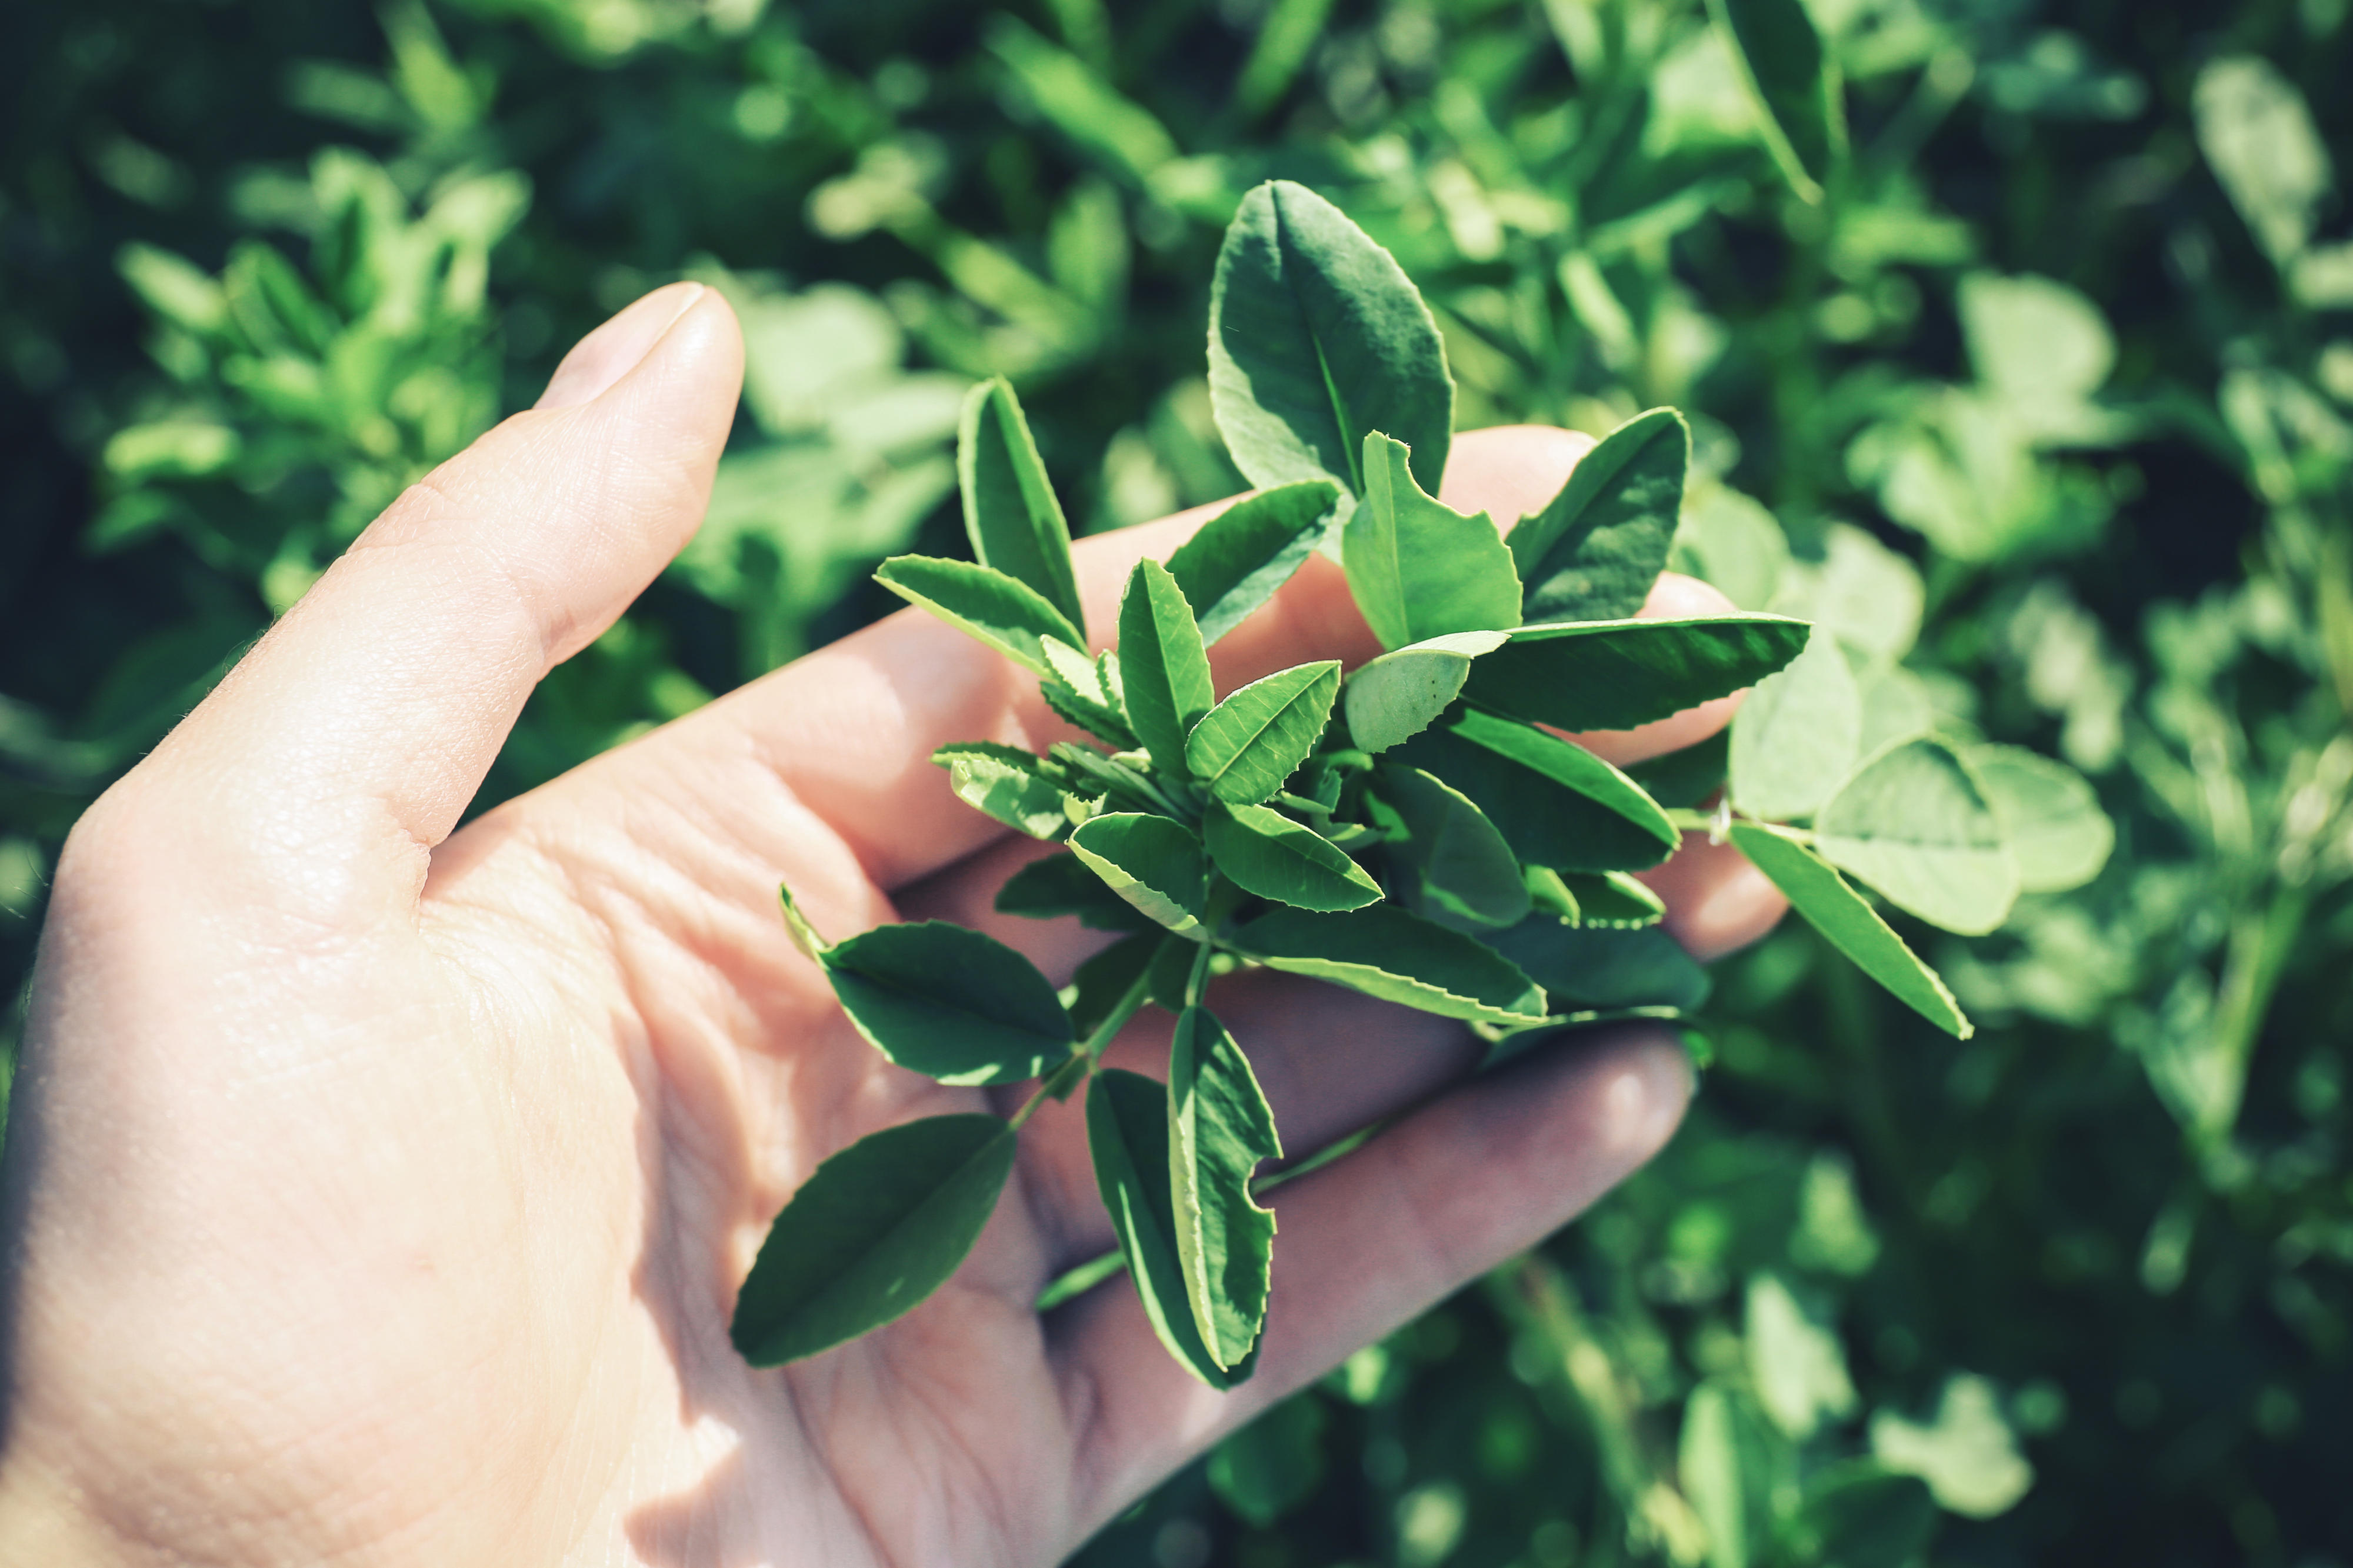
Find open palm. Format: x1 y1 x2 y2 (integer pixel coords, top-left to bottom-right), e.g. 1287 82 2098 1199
0 286 1781 1567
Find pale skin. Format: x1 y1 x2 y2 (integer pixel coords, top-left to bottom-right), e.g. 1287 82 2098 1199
0 283 1786 1567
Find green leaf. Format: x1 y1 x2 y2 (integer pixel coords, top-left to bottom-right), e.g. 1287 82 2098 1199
1207 179 1454 503
1771 523 1924 668
824 922 1075 1085
1728 822 1971 1038
1369 763 1530 929
778 881 829 962
1708 0 1846 203
1817 738 2019 935
1728 628 1861 820
1118 560 1216 775
1209 1397 1327 1528
935 741 1071 839
1484 920 1711 1011
1559 871 1667 928
1068 932 1165 1038
1393 706 1679 873
1186 660 1342 804
959 376 1086 637
1671 482 1788 612
1042 670 1139 750
1168 1005 1281 1370
1229 905 1547 1023
1345 432 1522 650
1204 798 1382 911
1461 614 1809 734
1625 730 1730 810
996 851 1155 932
1342 630 1509 753
875 555 1084 679
1148 929 1203 1012
1509 408 1688 623
731 1113 1018 1365
1068 813 1209 938
1783 1461 1937 1568
1086 1070 1250 1388
1969 745 2114 893
1166 481 1343 644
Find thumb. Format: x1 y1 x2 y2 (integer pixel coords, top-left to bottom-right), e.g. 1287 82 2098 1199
119 282 744 918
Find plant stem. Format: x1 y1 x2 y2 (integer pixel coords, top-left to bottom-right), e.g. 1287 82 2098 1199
1006 966 1155 1132
1185 940 1214 1009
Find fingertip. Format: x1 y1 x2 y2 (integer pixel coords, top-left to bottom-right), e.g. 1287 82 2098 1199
1641 570 1736 619
1439 425 1599 525
535 282 719 411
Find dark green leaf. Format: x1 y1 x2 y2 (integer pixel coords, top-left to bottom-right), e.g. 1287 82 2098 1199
1970 745 2114 893
1459 614 1808 734
1782 1461 1937 1568
1169 1005 1281 1370
1729 627 1861 820
1041 639 1138 750
1729 822 1971 1038
824 921 1075 1085
1068 932 1164 1038
1209 1396 1327 1527
1484 920 1711 1011
959 376 1086 636
1345 432 1522 650
1624 729 1731 809
731 1114 1017 1366
995 851 1155 932
1557 870 1667 928
1148 929 1204 1012
1118 559 1216 775
1167 481 1343 644
1068 813 1209 938
1086 1070 1250 1388
935 741 1071 839
1817 738 2019 935
1393 705 1679 872
1207 180 1454 502
1342 630 1509 752
1508 407 1688 623
1370 763 1530 929
875 555 1083 679
1708 0 1847 203
1229 905 1547 1023
1204 798 1382 910
1186 660 1342 804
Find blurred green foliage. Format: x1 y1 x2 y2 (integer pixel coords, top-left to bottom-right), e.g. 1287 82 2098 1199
5 0 2353 1563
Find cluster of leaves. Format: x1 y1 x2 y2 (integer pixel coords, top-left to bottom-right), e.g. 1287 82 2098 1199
727 181 2107 1387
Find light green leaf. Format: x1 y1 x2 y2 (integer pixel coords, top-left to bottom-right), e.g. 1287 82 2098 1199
1681 1382 1769 1568
959 376 1085 636
1345 432 1521 650
1869 1375 2036 1519
1342 630 1509 753
823 922 1075 1085
1817 738 2019 935
1745 1272 1856 1440
1394 706 1679 873
1166 481 1343 644
2194 56 2331 265
1484 920 1709 1011
1370 764 1529 929
1856 666 1937 755
875 555 1084 679
1229 905 1547 1024
731 1114 1017 1365
1671 482 1788 612
1509 408 1688 623
995 851 1156 932
1204 799 1382 911
1769 523 1923 668
1728 822 1971 1037
1208 180 1454 503
1707 0 1845 203
1086 1070 1251 1388
1728 628 1861 820
1186 661 1342 804
1969 745 2113 893
1041 639 1139 750
934 742 1071 839
1461 614 1809 734
1168 1005 1281 1370
778 881 830 962
1118 560 1215 775
1068 813 1209 938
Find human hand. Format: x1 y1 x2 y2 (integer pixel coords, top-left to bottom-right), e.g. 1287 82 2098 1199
0 285 1783 1567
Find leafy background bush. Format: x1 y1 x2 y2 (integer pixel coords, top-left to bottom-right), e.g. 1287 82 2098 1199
4 0 2351 1563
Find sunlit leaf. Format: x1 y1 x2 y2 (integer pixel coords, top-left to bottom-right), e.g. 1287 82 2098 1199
875 555 1084 679
1969 745 2114 893
1166 481 1342 644
1229 905 1547 1023
1817 737 2019 935
1186 660 1342 803
824 920 1075 1085
1462 614 1808 734
959 376 1086 636
1068 812 1209 938
1345 431 1521 651
1394 706 1679 872
1118 559 1216 775
1342 630 1509 753
1204 798 1382 910
1168 1004 1281 1369
935 740 1072 839
1509 407 1687 623
1729 628 1861 820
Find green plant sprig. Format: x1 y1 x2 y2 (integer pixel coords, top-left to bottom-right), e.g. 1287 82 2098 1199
728 181 2112 1384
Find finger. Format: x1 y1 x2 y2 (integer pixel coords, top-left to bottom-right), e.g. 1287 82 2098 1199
112 283 743 922
1048 1026 1691 1529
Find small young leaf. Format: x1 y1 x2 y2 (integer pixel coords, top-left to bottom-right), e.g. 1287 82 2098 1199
1229 905 1548 1023
935 741 1072 840
824 922 1075 1085
1169 1005 1281 1370
1729 627 1862 820
1817 737 2019 935
1708 0 1847 203
1508 408 1688 623
1048 742 1164 815
1558 871 1668 928
1624 730 1730 810
875 555 1084 679
1345 432 1522 650
731 1113 1018 1366
1461 615 1809 735
1166 481 1344 643
1394 706 1679 873
996 852 1156 932
1086 1070 1251 1388
1969 745 2114 893
1186 661 1343 804
1042 666 1139 751
1342 630 1510 753
1119 560 1216 775
1068 932 1163 1039
779 881 830 961
1370 764 1530 929
1484 920 1711 1012
960 376 1086 636
1203 798 1382 912
1068 813 1210 938
1207 179 1453 503
1728 822 1971 1038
